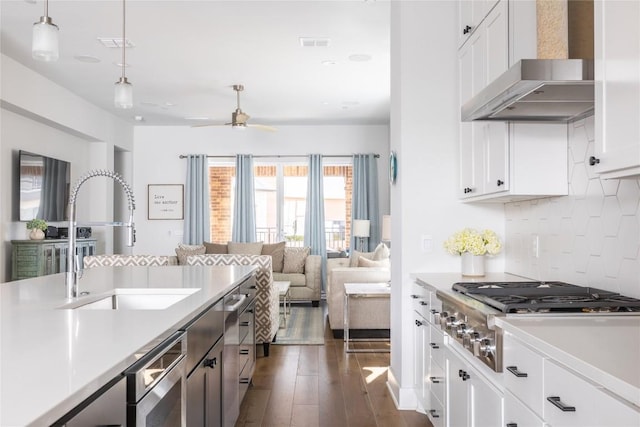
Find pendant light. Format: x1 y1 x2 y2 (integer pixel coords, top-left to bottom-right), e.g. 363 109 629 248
114 0 133 109
32 0 59 62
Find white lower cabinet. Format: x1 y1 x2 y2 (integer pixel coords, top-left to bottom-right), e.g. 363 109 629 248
446 344 504 427
543 360 640 427
503 332 640 427
504 391 547 427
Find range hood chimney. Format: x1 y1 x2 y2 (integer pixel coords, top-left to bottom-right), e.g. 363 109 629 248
462 0 594 123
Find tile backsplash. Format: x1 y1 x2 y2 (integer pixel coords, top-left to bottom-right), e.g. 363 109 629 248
505 116 640 298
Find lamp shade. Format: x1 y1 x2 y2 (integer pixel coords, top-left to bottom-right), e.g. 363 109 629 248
32 17 59 61
352 219 370 238
114 77 133 109
381 215 391 241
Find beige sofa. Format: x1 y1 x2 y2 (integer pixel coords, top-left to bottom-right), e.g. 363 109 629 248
326 245 391 337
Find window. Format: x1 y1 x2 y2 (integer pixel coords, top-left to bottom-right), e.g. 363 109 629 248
208 160 353 251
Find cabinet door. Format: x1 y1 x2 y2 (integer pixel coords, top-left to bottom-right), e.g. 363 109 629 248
504 391 547 427
484 123 509 195
468 364 503 427
446 348 469 427
484 0 508 85
187 339 223 427
594 0 640 178
413 313 429 410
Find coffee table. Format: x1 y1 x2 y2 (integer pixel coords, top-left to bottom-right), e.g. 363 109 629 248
275 281 291 328
343 282 391 353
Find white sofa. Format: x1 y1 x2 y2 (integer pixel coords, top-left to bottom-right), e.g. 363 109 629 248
325 245 391 337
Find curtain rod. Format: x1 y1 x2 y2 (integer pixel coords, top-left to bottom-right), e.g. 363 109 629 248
179 154 380 159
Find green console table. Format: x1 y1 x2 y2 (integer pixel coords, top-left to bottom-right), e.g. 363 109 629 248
11 239 98 281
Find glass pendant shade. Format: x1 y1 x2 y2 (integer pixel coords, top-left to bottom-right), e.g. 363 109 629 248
114 77 133 109
32 17 59 62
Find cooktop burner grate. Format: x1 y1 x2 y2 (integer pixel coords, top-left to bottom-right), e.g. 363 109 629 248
454 281 640 313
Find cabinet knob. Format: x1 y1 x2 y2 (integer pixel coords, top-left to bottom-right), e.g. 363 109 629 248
428 409 440 418
463 25 472 34
203 357 217 368
459 370 470 381
497 179 504 186
589 156 600 166
429 342 440 349
419 301 428 306
415 319 423 327
463 187 474 194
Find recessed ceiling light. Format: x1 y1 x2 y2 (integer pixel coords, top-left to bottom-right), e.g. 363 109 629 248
134 116 144 122
140 101 159 107
74 55 100 63
113 62 131 68
164 102 176 107
348 54 372 62
321 60 337 66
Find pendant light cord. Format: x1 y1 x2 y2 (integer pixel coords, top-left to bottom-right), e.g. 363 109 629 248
121 0 126 80
44 0 48 17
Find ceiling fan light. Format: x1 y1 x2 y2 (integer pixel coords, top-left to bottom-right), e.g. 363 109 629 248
114 77 133 109
32 17 59 61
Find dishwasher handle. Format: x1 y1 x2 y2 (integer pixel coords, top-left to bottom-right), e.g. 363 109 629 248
224 294 248 312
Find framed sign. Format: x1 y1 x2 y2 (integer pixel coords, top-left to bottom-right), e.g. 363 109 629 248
148 184 184 220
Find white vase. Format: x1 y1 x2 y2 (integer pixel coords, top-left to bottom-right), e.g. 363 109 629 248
29 229 45 240
461 253 485 277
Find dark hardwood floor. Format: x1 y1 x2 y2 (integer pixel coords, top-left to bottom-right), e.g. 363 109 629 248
236 305 432 427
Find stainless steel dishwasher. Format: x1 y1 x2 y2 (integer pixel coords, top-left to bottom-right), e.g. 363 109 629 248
125 331 187 427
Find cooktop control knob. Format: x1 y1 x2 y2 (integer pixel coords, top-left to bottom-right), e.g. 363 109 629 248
456 323 473 339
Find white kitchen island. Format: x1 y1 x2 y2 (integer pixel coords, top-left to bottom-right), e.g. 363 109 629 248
0 265 255 426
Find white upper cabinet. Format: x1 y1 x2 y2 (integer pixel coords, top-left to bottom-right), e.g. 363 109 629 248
458 0 501 49
593 0 640 179
458 0 570 202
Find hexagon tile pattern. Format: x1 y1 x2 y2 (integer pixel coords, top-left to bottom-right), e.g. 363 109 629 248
505 116 640 298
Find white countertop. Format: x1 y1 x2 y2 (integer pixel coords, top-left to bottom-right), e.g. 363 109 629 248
411 272 640 409
0 265 255 427
496 316 640 408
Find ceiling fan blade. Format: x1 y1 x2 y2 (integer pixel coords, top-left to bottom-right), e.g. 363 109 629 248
190 123 227 128
247 123 278 132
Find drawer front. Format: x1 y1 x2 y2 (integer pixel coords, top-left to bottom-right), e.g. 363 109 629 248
544 360 640 426
185 300 224 375
410 282 430 317
426 391 445 427
429 324 445 369
238 276 257 300
504 390 547 427
503 333 545 416
427 356 445 406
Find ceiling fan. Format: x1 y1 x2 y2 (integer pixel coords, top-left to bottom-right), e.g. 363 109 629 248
194 84 277 132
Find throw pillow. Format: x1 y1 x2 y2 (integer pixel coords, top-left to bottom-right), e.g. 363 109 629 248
373 242 391 260
261 241 286 273
175 243 206 265
358 256 391 268
204 242 228 254
227 241 264 255
283 247 310 274
349 250 375 268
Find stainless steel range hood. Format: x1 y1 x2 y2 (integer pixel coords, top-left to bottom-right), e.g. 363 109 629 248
462 0 594 123
461 58 594 123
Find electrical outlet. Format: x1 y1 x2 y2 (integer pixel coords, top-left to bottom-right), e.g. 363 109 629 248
532 234 539 258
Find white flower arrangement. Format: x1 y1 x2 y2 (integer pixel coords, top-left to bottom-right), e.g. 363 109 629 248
443 228 502 256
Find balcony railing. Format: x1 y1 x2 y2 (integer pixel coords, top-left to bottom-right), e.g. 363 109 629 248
256 226 347 251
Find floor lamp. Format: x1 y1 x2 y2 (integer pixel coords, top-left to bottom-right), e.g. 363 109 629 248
352 219 370 252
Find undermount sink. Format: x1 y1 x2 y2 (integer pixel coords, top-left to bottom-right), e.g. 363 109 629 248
61 288 200 310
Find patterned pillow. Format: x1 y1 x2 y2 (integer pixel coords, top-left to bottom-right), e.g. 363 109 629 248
357 256 390 268
349 250 375 267
261 241 286 273
227 241 264 255
175 244 206 265
204 242 228 254
283 247 310 274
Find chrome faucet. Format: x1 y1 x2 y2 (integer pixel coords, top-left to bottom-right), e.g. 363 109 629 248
66 170 136 298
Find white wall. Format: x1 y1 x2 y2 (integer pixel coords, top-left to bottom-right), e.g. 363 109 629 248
0 54 134 282
506 116 640 297
132 125 390 255
388 1 505 409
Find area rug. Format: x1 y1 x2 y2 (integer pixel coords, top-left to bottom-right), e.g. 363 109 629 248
273 304 325 345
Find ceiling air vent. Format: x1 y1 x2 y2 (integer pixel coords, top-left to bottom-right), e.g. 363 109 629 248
299 37 330 48
97 37 135 48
